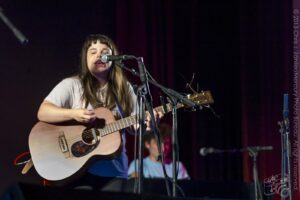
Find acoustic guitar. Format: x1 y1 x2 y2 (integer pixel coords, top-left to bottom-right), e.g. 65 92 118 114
28 91 213 182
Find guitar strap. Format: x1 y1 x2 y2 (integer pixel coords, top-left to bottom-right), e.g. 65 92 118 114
22 159 33 174
113 89 136 135
112 91 125 119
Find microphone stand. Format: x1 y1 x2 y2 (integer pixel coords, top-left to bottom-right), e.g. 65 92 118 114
116 61 197 108
135 57 167 195
117 60 196 197
172 101 178 197
278 94 292 200
0 6 28 44
136 85 146 194
200 146 273 200
167 96 179 197
246 147 263 200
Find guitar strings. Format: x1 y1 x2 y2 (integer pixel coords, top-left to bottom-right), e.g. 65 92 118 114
58 116 138 144
40 106 164 148
34 94 207 156
64 106 170 143
40 100 198 149
64 106 164 143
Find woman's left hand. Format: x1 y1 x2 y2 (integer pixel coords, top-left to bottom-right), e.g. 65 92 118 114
145 110 163 131
131 110 163 132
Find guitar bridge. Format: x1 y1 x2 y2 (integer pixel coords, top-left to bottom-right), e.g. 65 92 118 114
58 132 71 158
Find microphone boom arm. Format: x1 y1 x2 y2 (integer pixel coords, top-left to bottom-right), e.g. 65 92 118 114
0 6 28 44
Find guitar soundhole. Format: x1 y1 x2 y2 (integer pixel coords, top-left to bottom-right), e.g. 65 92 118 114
71 141 99 157
82 128 99 144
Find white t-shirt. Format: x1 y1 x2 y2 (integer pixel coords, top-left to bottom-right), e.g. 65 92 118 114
44 76 137 178
128 157 190 179
45 76 137 117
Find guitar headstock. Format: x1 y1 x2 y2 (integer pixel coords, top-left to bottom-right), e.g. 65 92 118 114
186 91 214 107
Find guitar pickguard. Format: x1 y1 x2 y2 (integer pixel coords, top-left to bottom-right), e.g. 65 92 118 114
71 141 99 157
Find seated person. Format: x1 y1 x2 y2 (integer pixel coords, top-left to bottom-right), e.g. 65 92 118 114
128 124 190 179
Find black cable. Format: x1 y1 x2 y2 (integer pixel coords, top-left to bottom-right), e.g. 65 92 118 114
132 99 139 193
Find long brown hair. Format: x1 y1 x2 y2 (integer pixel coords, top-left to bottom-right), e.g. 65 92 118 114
79 34 133 116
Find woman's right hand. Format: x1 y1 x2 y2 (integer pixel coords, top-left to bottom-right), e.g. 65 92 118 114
38 101 96 123
71 109 96 123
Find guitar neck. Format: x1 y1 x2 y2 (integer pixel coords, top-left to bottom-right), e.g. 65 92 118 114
99 103 183 136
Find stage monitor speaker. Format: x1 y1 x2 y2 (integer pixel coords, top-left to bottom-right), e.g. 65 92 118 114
1 180 274 200
0 182 210 200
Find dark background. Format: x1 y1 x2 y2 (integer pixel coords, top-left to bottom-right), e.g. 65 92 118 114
0 0 293 196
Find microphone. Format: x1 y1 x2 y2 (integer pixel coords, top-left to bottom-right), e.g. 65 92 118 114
283 94 289 118
199 146 274 156
283 94 289 128
199 147 222 156
100 54 135 63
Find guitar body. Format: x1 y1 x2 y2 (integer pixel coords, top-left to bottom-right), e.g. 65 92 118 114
28 107 122 182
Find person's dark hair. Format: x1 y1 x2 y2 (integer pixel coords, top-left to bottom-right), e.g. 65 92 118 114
143 132 156 145
79 34 133 116
143 123 172 145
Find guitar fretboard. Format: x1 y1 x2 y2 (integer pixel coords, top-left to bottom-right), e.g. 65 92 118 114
99 103 183 136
